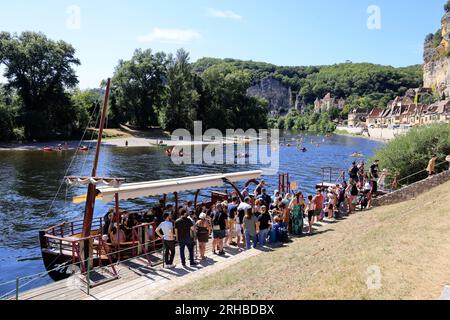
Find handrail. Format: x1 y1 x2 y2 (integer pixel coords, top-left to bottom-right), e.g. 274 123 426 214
44 234 100 243
397 160 449 185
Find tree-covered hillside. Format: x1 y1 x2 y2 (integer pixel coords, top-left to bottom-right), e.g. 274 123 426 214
193 58 423 112
0 31 423 142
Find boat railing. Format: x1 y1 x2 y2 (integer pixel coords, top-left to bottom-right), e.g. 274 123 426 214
1 232 167 300
43 217 104 239
42 221 160 269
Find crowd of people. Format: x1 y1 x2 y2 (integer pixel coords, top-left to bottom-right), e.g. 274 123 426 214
98 153 450 269
100 160 379 269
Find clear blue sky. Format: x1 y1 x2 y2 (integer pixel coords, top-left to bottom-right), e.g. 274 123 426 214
0 0 446 88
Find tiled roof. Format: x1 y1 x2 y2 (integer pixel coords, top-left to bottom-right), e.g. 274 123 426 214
368 107 383 118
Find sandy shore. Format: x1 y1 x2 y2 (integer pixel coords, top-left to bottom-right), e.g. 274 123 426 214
0 136 257 151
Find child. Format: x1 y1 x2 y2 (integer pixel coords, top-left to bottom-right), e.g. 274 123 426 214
307 195 315 234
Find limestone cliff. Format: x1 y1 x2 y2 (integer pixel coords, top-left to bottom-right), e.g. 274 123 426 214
423 11 450 96
247 77 294 116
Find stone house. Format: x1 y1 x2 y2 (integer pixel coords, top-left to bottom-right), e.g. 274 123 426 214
348 108 369 127
364 99 450 128
314 93 346 113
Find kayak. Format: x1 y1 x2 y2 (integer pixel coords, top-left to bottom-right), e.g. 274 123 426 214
351 153 364 157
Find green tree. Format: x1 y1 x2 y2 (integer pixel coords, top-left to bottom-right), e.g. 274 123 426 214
202 63 267 131
111 49 169 129
0 32 81 140
158 49 199 131
0 89 15 141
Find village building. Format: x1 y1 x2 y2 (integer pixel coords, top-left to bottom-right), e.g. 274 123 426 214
314 93 346 113
363 98 450 128
348 108 369 127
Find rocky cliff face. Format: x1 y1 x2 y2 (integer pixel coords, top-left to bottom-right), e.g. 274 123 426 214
247 77 294 116
423 12 450 96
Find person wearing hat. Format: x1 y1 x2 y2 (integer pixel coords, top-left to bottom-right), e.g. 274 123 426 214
226 197 239 247
196 212 211 260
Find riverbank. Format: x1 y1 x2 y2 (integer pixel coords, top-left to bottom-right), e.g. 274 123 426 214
0 128 257 151
335 126 409 142
334 129 388 142
161 180 450 300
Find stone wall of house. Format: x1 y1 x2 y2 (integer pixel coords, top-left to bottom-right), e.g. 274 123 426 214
372 169 450 207
247 77 292 116
366 127 409 140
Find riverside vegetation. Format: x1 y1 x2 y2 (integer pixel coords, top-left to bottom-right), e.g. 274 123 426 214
1 31 422 142
371 124 450 183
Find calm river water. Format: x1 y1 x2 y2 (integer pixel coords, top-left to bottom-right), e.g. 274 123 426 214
0 133 382 296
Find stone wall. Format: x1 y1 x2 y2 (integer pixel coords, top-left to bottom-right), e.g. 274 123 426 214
372 169 450 207
336 126 409 141
247 77 292 116
366 127 409 140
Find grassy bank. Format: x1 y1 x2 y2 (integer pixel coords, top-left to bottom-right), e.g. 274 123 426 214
161 181 450 300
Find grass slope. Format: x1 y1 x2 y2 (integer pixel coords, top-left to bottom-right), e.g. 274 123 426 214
161 181 450 300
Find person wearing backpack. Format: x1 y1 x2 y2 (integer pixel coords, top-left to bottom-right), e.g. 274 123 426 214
212 203 228 256
348 162 359 181
347 179 359 214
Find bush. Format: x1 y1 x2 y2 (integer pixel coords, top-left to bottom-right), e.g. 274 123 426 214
371 124 450 183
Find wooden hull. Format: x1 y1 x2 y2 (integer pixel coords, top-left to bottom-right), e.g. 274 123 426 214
41 250 74 282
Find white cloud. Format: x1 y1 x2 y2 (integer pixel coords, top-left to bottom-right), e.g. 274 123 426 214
207 8 243 20
138 28 201 44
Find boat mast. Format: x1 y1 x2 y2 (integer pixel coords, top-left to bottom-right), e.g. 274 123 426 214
81 78 111 238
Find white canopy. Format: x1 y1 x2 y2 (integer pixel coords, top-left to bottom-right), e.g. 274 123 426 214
94 170 262 203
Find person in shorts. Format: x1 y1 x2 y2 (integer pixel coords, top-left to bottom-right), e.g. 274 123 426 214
312 189 324 222
307 195 315 234
212 203 228 256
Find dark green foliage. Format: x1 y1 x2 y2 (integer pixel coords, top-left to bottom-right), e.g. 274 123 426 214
432 29 443 48
194 58 422 112
0 32 84 141
270 111 336 134
111 49 169 129
371 124 450 183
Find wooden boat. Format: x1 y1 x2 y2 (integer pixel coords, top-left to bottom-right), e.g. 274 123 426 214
39 78 263 285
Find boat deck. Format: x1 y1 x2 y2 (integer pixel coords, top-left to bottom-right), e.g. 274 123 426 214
15 241 263 300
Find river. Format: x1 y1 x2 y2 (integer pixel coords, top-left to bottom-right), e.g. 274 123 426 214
0 133 382 296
